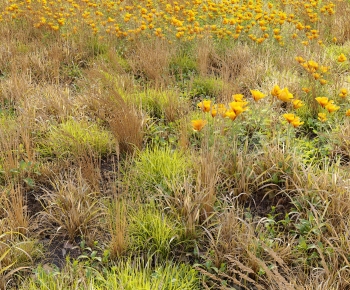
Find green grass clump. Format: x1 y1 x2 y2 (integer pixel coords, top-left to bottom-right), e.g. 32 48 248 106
99 260 200 290
191 76 224 98
170 53 198 79
129 145 192 195
136 89 173 119
40 118 116 158
0 232 40 288
129 203 184 260
22 259 199 290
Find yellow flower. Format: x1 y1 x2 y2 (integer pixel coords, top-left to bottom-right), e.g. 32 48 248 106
325 102 340 113
315 97 329 108
228 101 248 115
293 99 304 109
225 110 237 121
197 100 211 112
191 119 207 131
295 56 305 63
291 117 304 127
346 109 350 117
283 113 296 123
302 87 311 93
318 113 327 122
320 66 329 73
319 79 327 85
313 73 320 80
277 87 294 102
232 94 244 102
271 85 281 97
250 90 266 101
307 60 318 70
339 88 348 98
338 53 347 62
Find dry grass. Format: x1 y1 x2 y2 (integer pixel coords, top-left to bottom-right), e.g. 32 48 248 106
126 38 176 88
1 0 350 288
106 199 128 259
38 169 105 242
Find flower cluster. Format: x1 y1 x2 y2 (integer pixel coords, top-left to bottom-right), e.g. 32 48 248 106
315 97 340 122
295 57 329 85
283 113 304 127
193 94 250 131
0 0 338 44
192 84 308 131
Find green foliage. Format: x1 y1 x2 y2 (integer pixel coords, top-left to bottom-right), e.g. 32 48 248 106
22 261 92 290
129 203 184 260
169 53 198 80
22 259 199 290
191 76 224 98
293 137 331 165
39 118 116 158
87 36 108 57
0 160 41 187
99 260 200 290
144 119 179 148
61 62 83 81
129 145 192 195
0 232 39 287
136 89 172 119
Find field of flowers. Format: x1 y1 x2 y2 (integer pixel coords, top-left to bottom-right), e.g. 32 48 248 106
1 0 350 289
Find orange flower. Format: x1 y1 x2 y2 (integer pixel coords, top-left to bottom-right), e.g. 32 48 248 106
232 94 244 102
291 117 304 127
320 66 329 73
277 87 294 102
338 53 347 62
250 90 266 101
228 101 248 115
346 109 350 117
307 60 318 70
197 100 211 112
283 113 303 127
325 101 340 113
319 79 327 85
318 113 327 122
293 99 304 109
271 85 281 97
295 56 305 63
191 119 207 131
315 97 329 108
283 113 296 123
339 88 348 98
225 110 237 121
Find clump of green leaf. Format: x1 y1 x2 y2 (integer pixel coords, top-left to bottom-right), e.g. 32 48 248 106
136 89 173 119
129 203 184 260
99 259 200 290
170 53 198 80
191 76 224 98
0 232 39 288
39 118 116 158
22 259 199 290
128 145 192 195
20 262 90 290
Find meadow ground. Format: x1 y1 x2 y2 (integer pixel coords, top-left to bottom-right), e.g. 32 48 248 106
1 0 350 289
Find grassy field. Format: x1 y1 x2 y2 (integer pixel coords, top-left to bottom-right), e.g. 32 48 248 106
0 0 350 289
